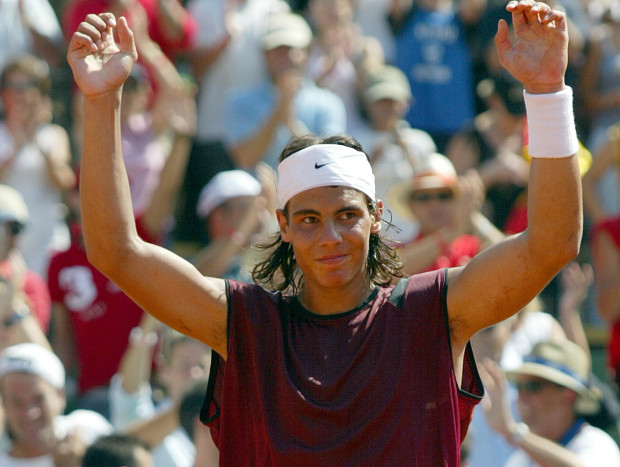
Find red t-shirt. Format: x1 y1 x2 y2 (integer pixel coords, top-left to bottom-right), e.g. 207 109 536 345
62 0 198 58
413 233 482 272
502 193 529 235
47 241 144 393
202 271 483 466
23 270 51 333
591 216 620 372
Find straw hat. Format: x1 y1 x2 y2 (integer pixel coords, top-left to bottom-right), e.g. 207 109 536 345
387 152 457 220
505 340 601 414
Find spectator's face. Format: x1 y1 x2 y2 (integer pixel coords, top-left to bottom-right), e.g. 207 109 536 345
366 98 407 131
265 46 308 79
278 186 381 291
0 70 42 111
1 373 64 454
160 340 211 402
515 376 576 438
407 189 455 235
208 196 257 240
309 0 353 31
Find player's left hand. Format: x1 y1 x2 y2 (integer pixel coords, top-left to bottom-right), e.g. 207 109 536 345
495 0 568 94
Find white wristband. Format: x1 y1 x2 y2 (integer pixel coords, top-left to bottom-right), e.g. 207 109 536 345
524 87 579 158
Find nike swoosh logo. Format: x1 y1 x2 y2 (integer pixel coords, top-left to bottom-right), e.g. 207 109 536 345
314 153 366 169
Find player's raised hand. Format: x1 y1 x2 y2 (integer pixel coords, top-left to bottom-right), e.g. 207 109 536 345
495 0 568 94
67 13 138 97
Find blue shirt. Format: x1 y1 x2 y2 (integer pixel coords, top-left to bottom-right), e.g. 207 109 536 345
394 7 475 134
224 79 347 167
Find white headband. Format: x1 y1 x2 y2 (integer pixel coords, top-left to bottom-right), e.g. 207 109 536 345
277 144 375 208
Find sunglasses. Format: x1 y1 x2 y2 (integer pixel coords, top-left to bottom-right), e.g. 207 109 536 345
409 191 454 203
515 380 558 394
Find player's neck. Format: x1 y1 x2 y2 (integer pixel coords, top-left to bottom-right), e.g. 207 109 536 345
298 278 376 316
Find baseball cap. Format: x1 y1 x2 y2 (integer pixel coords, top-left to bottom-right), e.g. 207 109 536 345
196 170 262 219
388 153 458 219
262 13 313 51
363 65 412 103
505 340 601 414
0 343 65 390
0 184 29 226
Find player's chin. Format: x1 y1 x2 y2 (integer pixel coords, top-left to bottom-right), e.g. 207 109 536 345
318 268 365 289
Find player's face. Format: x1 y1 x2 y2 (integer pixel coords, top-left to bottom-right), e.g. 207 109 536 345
278 186 381 292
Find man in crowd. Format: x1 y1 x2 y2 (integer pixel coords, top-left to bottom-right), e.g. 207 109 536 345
0 343 112 466
482 339 620 466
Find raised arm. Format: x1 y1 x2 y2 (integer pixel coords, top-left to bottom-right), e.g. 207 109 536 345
448 1 582 356
67 13 228 358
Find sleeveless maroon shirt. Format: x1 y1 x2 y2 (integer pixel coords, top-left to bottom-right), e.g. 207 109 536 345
201 269 483 466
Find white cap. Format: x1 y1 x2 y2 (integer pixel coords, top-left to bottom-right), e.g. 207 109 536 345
0 343 65 390
262 13 313 51
196 170 262 219
0 184 29 225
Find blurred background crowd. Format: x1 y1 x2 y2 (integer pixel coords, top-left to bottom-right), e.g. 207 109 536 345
1 0 620 466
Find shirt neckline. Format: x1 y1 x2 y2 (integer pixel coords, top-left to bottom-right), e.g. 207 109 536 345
292 286 380 320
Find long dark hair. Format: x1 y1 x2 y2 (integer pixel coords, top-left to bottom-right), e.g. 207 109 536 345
252 134 403 294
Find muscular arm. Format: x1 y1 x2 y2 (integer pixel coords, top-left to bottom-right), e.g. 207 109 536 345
69 14 228 358
449 157 581 344
447 2 582 359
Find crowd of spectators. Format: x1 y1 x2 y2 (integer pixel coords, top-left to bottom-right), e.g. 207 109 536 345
1 0 620 465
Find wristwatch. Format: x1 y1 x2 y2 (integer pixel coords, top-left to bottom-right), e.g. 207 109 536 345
3 304 30 328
